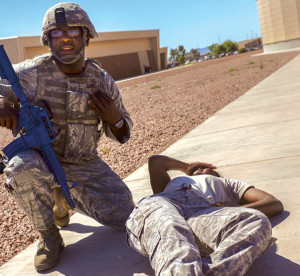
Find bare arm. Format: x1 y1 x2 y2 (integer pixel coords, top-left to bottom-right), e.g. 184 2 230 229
239 187 284 217
148 155 216 194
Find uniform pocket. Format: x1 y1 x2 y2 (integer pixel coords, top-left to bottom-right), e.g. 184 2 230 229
66 91 90 119
147 229 161 261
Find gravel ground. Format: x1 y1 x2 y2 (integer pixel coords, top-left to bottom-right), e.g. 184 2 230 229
0 49 299 266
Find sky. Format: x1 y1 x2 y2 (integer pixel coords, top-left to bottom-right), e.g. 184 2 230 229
0 0 261 53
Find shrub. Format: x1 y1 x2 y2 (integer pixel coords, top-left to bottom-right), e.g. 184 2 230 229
222 40 238 52
101 146 110 154
238 47 248 53
150 85 161 89
178 55 185 64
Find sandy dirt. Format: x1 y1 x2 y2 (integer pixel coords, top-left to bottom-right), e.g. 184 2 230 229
0 49 299 266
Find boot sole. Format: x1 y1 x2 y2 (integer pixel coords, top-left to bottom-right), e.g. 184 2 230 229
34 242 65 272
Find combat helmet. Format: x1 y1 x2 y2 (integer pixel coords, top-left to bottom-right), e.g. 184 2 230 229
41 2 98 64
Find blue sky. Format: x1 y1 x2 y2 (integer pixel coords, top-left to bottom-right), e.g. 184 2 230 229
0 0 261 53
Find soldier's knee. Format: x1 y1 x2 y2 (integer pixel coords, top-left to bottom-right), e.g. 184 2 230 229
243 209 272 245
248 209 271 229
5 149 48 176
255 210 272 238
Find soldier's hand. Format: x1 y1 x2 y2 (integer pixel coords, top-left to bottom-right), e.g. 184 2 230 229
88 90 122 125
0 98 19 130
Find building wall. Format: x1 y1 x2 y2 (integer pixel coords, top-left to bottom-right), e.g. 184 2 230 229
138 50 151 73
159 47 168 69
237 38 262 49
0 37 21 64
87 37 154 80
257 0 300 53
0 29 166 80
87 38 152 58
95 52 142 80
25 46 49 59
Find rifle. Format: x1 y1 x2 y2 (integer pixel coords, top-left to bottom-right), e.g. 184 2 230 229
0 45 76 208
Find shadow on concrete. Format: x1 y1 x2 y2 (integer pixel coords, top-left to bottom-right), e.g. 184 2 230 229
269 210 290 228
39 223 154 276
246 244 300 276
246 210 300 275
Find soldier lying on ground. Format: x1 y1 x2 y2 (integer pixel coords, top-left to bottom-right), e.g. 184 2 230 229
126 155 283 276
0 2 135 272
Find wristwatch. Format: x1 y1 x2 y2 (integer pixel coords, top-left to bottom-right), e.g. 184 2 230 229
113 117 124 129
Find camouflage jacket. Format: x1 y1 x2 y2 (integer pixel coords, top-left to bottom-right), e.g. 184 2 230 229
0 54 133 163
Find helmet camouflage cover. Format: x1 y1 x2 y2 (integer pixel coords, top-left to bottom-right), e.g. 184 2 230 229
41 2 97 45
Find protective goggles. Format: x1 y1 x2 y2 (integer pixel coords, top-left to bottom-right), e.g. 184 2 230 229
50 28 80 38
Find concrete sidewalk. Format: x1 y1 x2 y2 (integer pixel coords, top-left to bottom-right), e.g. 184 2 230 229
1 54 300 275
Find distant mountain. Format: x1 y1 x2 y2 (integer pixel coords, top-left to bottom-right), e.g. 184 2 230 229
197 47 210 55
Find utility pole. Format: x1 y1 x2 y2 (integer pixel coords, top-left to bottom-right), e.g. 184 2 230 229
218 35 221 44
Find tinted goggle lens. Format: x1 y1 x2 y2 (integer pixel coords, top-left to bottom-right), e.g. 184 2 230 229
50 29 80 38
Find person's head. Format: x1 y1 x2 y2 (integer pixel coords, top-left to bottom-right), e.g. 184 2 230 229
41 2 97 65
202 168 220 177
191 167 221 177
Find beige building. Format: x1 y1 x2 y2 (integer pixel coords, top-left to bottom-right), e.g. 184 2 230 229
0 29 168 80
237 38 262 49
256 0 300 53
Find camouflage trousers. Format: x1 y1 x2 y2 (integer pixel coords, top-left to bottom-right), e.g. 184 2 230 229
126 184 272 276
4 149 135 231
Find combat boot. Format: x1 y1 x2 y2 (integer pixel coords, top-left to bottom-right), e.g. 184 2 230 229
34 224 65 271
53 187 71 227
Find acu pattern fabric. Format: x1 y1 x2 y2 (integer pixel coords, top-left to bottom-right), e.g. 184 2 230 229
126 179 272 276
0 54 135 231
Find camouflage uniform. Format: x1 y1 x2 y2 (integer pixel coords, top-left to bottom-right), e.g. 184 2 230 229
4 149 134 231
0 9 135 230
126 182 272 276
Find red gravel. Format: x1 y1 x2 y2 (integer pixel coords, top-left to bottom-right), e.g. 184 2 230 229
0 49 299 266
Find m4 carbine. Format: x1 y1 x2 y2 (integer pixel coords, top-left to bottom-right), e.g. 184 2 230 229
0 45 76 208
